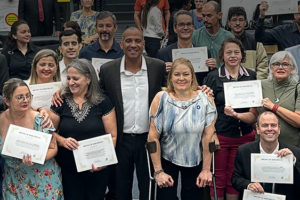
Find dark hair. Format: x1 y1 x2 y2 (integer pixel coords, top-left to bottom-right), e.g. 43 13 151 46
141 0 160 29
3 20 29 49
218 38 246 63
2 78 30 101
173 10 194 26
63 21 82 42
59 29 82 45
227 7 247 22
96 11 117 25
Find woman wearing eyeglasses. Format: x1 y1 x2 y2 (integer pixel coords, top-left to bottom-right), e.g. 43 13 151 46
28 49 61 85
0 78 63 199
225 51 300 148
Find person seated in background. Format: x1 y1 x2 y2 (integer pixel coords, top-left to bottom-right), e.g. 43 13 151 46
59 30 83 82
28 49 61 85
226 6 268 80
190 0 206 30
0 54 9 95
0 78 64 199
232 111 300 200
255 0 300 50
79 11 123 61
286 44 300 78
2 20 39 80
70 0 99 45
157 10 216 85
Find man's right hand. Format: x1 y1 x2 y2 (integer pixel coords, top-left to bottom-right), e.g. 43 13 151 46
52 89 63 107
155 172 174 188
259 0 269 18
248 182 264 193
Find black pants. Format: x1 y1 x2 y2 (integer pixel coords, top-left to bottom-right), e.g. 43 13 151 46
144 37 161 58
157 158 204 200
115 133 149 200
61 167 109 200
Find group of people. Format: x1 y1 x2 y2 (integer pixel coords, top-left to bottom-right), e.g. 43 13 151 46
0 0 300 200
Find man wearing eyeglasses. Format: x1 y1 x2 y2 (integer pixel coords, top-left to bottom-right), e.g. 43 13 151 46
227 6 268 80
192 1 234 68
157 10 216 85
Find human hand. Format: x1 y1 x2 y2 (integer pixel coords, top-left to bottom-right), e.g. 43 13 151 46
155 172 174 188
38 109 54 129
248 182 264 193
22 154 34 166
51 90 63 107
90 164 107 172
276 148 295 161
224 106 238 118
212 134 220 148
62 137 79 150
262 98 274 110
165 62 172 72
196 169 212 187
259 1 269 18
205 58 217 70
198 85 213 97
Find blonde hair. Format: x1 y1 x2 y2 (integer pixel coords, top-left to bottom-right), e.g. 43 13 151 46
29 49 60 85
165 58 198 93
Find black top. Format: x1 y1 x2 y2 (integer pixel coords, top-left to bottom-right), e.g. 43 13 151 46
2 43 39 80
203 65 256 137
51 96 114 172
0 54 9 95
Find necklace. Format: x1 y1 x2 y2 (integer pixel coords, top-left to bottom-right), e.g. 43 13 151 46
167 98 200 110
273 81 290 103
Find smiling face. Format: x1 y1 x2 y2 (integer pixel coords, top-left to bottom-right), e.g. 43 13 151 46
257 113 280 145
121 28 145 60
36 56 58 83
96 16 117 42
67 67 90 97
60 34 81 60
174 14 194 40
171 64 193 92
223 42 242 68
12 24 31 44
228 14 246 36
270 56 295 82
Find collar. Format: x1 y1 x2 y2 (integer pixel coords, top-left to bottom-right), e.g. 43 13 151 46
292 22 299 33
94 39 120 52
259 142 279 154
11 43 35 52
204 26 221 37
120 55 147 73
218 65 250 79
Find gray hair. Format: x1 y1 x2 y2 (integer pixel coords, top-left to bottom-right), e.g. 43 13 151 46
267 51 299 82
61 59 103 105
96 11 117 26
173 10 194 27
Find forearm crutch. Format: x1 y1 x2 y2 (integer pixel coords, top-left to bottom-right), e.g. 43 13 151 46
209 141 218 200
146 142 157 200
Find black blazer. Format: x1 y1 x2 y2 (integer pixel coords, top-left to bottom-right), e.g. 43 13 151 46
232 139 300 200
99 56 166 142
18 0 61 36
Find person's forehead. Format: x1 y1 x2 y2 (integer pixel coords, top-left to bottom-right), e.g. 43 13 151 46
260 114 278 124
61 34 78 42
123 30 143 40
230 14 245 19
97 17 114 24
177 14 193 22
202 4 216 13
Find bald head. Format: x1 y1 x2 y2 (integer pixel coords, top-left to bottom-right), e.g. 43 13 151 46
203 1 221 13
122 27 143 41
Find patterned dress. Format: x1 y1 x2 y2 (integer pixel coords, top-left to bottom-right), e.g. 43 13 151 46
0 115 64 200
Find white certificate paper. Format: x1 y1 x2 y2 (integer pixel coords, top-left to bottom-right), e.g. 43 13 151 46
172 47 208 72
243 189 286 200
73 134 118 172
224 80 263 109
251 154 293 184
29 82 62 109
1 124 52 165
92 58 113 78
265 0 298 15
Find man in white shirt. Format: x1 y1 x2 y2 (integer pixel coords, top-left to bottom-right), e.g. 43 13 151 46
99 27 166 200
231 111 300 200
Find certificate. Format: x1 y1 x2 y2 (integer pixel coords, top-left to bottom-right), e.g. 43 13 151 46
251 154 293 184
73 134 118 172
92 58 113 78
224 80 263 109
265 0 298 15
172 47 208 72
243 190 286 200
1 124 52 165
29 82 62 109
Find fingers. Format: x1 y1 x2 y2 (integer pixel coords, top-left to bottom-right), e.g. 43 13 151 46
276 148 292 157
22 154 34 166
156 172 174 188
249 182 264 193
52 91 63 107
90 164 107 172
196 170 212 188
64 137 79 150
165 62 172 72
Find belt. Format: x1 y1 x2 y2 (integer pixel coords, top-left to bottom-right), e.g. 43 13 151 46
123 132 148 136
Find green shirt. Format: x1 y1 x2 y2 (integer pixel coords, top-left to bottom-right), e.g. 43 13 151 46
192 27 234 68
257 79 300 147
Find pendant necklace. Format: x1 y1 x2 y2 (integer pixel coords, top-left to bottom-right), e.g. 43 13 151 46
273 81 290 103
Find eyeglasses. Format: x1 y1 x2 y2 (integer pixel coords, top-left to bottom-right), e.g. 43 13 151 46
230 18 245 23
271 62 292 68
176 22 193 28
15 93 33 103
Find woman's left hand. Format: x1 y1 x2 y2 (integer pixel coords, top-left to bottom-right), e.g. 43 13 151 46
262 98 274 110
22 154 34 166
196 169 212 188
90 164 106 172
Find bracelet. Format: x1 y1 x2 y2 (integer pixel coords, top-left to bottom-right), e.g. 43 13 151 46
154 169 164 178
272 104 279 113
